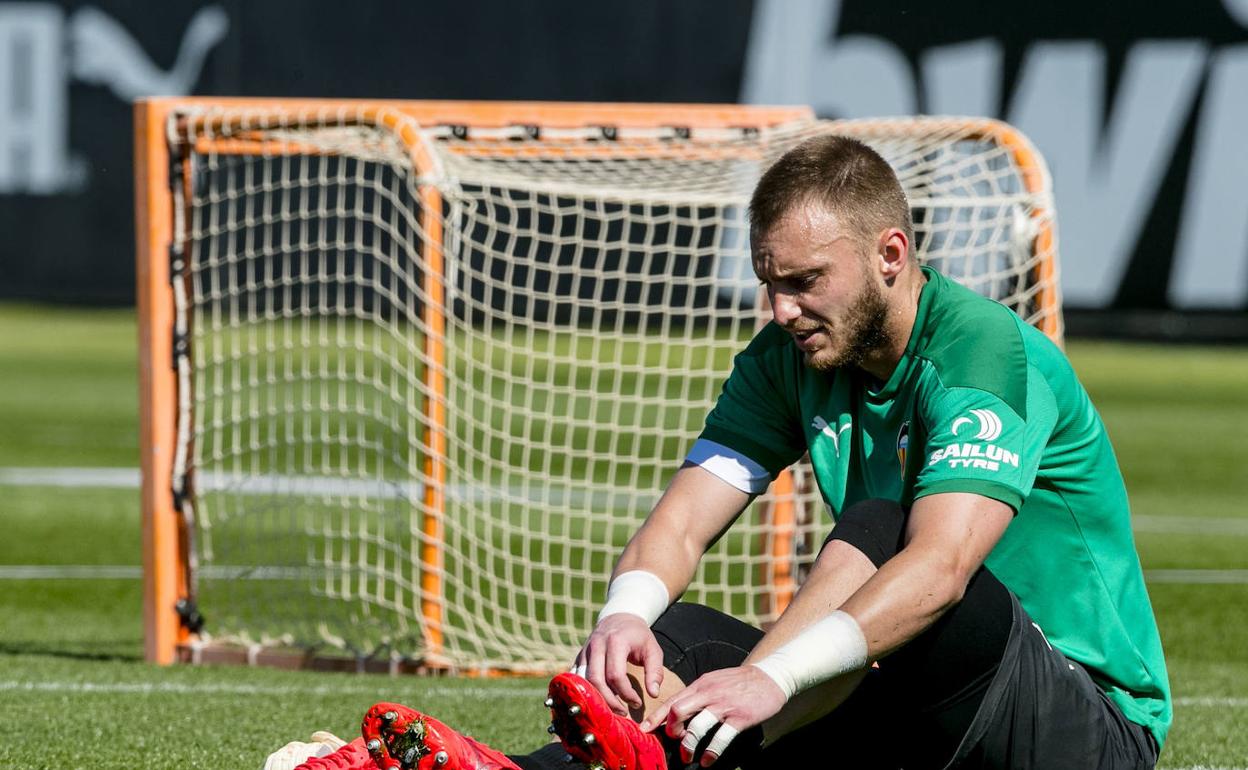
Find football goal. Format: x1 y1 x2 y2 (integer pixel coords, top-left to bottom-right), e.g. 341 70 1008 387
136 99 1060 672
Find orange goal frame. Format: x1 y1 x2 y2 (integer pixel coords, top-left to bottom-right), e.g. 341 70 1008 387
136 98 1060 669
135 98 815 667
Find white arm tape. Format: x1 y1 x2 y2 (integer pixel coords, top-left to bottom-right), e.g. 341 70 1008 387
596 570 671 627
749 610 869 699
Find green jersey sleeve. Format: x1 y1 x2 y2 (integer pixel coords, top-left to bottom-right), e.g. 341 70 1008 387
698 324 807 476
914 375 1056 511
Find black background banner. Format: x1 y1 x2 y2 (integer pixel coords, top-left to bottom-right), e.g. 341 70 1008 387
0 0 1245 335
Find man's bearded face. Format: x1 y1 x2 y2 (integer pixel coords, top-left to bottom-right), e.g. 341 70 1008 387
752 204 894 372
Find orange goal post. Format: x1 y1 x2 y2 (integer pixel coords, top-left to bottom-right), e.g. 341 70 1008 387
136 98 1061 672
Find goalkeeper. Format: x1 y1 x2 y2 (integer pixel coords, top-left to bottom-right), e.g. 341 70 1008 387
275 135 1170 770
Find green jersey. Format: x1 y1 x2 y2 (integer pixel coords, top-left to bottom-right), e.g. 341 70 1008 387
694 266 1172 747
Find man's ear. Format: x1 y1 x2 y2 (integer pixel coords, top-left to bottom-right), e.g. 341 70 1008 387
877 227 910 279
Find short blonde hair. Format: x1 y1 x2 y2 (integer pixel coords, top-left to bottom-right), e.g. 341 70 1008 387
749 135 914 252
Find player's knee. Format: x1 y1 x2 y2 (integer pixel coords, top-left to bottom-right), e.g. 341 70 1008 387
651 602 756 649
650 602 764 683
822 498 907 568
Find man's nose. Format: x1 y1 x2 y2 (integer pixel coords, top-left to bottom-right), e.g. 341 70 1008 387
772 291 802 326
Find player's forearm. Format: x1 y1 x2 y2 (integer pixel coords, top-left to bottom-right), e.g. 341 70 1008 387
751 493 1010 666
596 504 707 630
837 494 1011 660
609 465 752 610
752 543 965 666
743 543 966 699
612 474 722 598
611 522 701 603
742 538 876 663
836 543 967 660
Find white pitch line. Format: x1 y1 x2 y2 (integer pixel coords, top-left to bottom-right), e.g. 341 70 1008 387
0 466 139 489
4 467 1248 537
0 680 1241 707
1134 515 1248 537
0 680 545 698
5 564 1248 584
0 467 656 509
1173 696 1248 708
0 565 142 579
1143 570 1248 585
0 565 348 580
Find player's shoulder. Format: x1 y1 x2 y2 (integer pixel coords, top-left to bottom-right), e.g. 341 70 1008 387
739 320 799 360
910 269 1031 416
725 322 805 395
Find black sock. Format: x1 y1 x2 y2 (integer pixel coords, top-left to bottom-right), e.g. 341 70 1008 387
509 742 583 770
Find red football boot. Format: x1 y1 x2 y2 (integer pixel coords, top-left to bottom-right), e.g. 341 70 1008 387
360 702 523 770
293 738 372 770
546 673 667 770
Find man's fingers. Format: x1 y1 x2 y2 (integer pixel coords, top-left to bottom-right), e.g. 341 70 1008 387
604 636 642 710
680 709 720 762
664 690 704 739
700 721 739 767
585 638 605 682
638 697 670 734
587 640 629 715
642 637 664 698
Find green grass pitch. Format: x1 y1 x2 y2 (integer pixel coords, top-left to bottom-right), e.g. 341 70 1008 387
0 302 1245 769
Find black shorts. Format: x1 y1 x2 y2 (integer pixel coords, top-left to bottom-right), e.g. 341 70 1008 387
651 597 1159 770
948 593 1159 769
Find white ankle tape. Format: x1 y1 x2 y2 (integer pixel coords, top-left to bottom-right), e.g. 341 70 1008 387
596 570 670 626
750 610 869 699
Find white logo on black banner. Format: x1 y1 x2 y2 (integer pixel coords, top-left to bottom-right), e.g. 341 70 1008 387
0 4 228 194
742 0 1248 308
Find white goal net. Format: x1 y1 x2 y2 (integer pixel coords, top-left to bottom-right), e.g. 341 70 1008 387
164 106 1059 672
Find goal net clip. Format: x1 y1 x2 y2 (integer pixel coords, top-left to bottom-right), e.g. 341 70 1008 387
175 597 205 634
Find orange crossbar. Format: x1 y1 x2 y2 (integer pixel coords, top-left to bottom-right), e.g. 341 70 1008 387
156 97 811 131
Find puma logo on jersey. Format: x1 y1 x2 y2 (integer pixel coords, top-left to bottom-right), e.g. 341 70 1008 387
928 442 1020 471
951 408 1003 441
811 415 852 456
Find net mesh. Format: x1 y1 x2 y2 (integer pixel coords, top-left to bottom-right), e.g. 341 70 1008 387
170 107 1059 671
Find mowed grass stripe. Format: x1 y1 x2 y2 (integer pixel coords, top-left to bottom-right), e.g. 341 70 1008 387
0 467 664 509
0 680 546 698
7 565 1248 585
1 679 1242 707
2 467 1246 533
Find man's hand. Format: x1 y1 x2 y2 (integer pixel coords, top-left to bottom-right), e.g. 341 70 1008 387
574 613 665 716
639 665 787 767
576 466 753 715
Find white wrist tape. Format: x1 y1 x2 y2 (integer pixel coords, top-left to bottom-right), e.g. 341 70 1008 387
596 570 670 626
750 610 869 699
